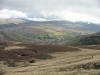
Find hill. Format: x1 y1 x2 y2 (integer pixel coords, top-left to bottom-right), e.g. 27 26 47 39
0 18 26 24
0 19 100 44
70 32 100 45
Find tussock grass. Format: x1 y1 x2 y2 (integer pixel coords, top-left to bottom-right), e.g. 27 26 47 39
0 70 5 75
3 60 18 67
0 41 80 67
1 41 100 75
79 45 100 50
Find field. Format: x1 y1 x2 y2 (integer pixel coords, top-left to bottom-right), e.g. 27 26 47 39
0 41 100 75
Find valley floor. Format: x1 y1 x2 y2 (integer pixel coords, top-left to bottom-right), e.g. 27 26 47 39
1 47 100 75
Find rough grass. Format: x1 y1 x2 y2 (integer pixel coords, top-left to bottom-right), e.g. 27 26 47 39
0 41 79 67
1 41 100 75
58 62 100 72
0 70 5 75
2 47 100 75
79 45 100 50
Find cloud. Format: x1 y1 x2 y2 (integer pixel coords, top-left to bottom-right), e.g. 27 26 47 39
27 18 47 21
0 9 27 18
0 0 100 23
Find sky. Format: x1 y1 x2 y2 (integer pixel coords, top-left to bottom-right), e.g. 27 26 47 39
0 0 100 23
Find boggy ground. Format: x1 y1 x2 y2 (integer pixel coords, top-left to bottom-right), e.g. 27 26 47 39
0 41 100 75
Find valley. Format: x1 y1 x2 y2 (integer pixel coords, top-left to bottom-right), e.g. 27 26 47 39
0 19 100 44
0 0 100 75
0 19 100 75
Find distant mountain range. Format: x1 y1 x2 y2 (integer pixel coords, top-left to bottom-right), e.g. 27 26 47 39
0 18 100 44
0 18 100 25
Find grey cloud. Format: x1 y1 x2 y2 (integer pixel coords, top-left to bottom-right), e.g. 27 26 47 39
0 0 100 23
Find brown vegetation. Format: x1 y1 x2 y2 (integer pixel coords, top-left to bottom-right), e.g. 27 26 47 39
1 41 100 75
0 41 79 64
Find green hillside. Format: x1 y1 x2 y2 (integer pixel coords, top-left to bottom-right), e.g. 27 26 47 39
69 32 100 45
0 19 100 44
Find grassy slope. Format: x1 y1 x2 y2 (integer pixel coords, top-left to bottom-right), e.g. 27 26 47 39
0 20 100 44
0 41 100 75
